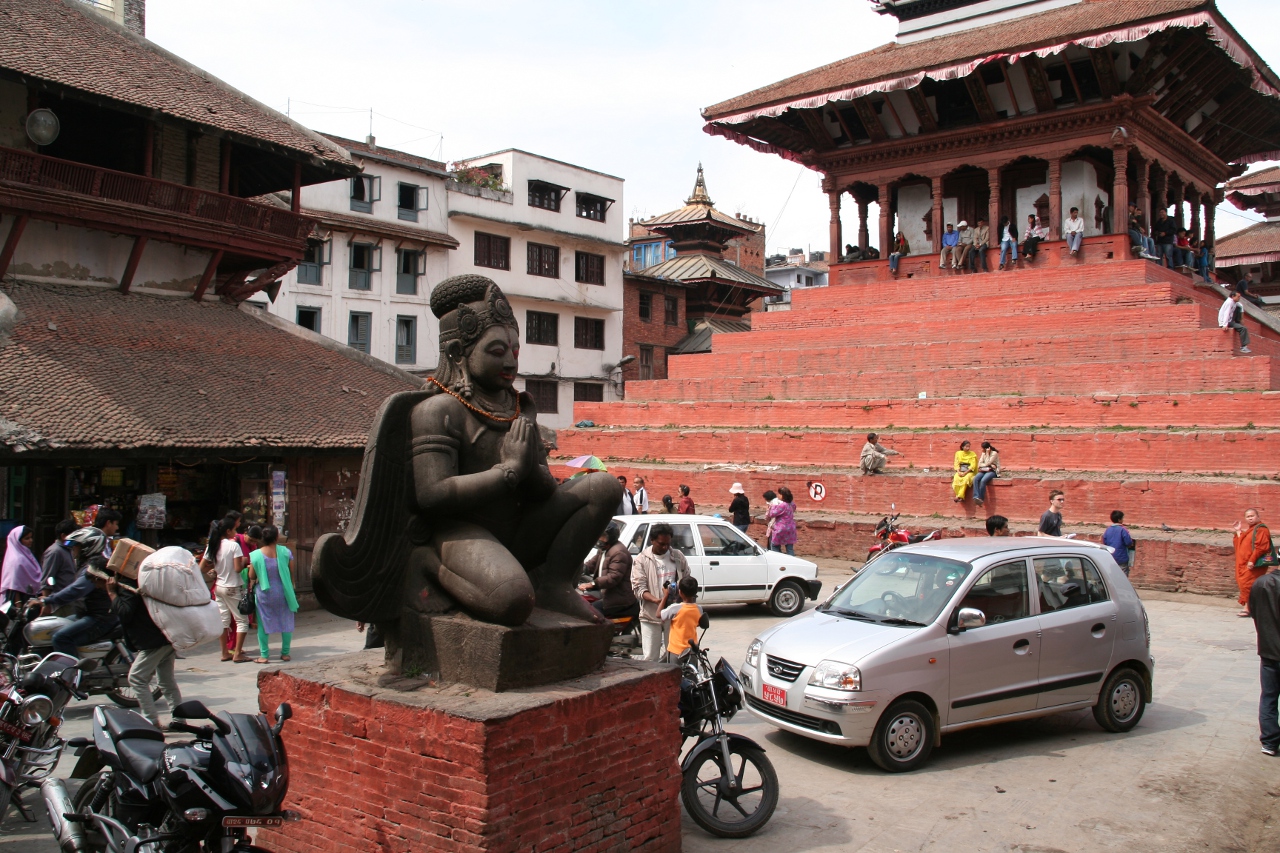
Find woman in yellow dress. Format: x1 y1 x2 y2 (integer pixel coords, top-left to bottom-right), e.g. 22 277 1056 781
952 440 977 502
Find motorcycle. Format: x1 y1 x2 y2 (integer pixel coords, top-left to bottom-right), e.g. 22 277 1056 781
1 599 159 708
42 699 296 853
0 651 96 823
678 639 778 838
577 589 640 656
867 510 940 562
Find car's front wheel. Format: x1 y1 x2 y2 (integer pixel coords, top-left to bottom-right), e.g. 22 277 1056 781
767 581 806 617
1092 667 1146 732
867 699 935 772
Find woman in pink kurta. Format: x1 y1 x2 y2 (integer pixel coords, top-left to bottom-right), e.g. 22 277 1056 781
766 487 798 557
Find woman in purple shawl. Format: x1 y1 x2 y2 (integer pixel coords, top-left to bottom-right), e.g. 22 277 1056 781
1 525 41 603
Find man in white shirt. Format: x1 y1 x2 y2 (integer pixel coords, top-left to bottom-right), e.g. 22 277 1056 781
1219 290 1252 354
1064 207 1085 255
615 475 635 515
632 476 649 514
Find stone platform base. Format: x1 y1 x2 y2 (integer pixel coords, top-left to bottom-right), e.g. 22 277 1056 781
256 651 683 853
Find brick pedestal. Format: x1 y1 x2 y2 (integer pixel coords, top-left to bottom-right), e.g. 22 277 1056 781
257 652 683 853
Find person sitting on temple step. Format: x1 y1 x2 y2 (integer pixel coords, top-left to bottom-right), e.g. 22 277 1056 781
939 223 960 271
888 232 910 275
1064 207 1085 256
969 219 990 273
1021 214 1047 262
860 433 902 475
840 242 862 263
998 216 1018 270
955 221 973 273
952 440 977 503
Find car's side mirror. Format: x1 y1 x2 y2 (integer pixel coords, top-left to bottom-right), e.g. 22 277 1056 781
957 608 987 631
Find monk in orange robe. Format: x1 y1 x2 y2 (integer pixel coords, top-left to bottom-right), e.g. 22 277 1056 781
1235 508 1274 616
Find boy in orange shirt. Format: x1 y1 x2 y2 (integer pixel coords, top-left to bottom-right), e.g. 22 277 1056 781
661 576 709 662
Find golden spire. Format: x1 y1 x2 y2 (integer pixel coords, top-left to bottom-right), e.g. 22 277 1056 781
686 163 713 206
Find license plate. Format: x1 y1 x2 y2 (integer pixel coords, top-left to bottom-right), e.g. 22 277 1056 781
0 719 32 742
761 684 787 708
222 817 284 828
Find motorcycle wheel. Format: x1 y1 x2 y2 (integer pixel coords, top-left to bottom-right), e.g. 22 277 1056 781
0 780 12 824
71 771 110 853
103 649 162 708
681 742 778 838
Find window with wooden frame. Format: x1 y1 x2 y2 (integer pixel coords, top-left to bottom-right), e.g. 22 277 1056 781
525 310 559 346
523 379 559 414
638 346 654 380
397 183 428 222
474 232 510 270
296 239 330 285
574 317 605 350
638 292 652 322
527 242 559 278
296 307 321 333
347 311 371 353
349 242 381 290
350 175 380 213
574 251 605 285
528 180 565 212
575 192 610 222
664 295 679 326
395 316 417 364
396 249 425 295
573 382 604 403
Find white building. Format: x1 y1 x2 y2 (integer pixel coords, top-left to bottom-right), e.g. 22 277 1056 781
762 250 829 311
446 150 625 430
267 135 458 373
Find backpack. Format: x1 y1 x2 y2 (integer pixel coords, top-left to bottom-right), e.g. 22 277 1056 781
1255 524 1280 569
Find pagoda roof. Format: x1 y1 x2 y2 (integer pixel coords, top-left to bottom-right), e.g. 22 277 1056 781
1214 219 1280 266
641 166 760 237
703 0 1280 166
1226 166 1280 211
638 253 782 294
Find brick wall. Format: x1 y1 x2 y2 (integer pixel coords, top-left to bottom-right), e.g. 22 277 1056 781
123 0 145 35
620 275 688 384
257 657 683 853
724 220 766 277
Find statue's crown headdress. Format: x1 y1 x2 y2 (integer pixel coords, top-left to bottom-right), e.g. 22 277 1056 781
431 275 518 348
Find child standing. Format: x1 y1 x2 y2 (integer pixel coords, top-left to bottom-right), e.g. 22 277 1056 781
661 576 709 662
1103 510 1136 576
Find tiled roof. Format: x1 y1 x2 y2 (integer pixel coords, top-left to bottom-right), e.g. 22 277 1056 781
703 0 1208 119
639 254 783 293
1228 167 1280 191
1214 220 1280 262
641 166 760 236
0 282 420 453
0 0 351 168
673 318 753 356
322 134 449 176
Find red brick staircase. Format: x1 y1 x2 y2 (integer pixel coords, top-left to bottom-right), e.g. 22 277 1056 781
559 259 1280 597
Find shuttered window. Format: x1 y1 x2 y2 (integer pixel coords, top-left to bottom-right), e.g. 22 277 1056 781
475 232 510 270
573 382 604 402
575 251 605 285
524 379 559 413
395 316 416 364
574 317 604 350
527 242 559 278
347 312 371 353
526 310 559 345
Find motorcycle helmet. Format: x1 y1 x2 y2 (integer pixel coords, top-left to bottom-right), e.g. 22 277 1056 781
65 527 107 559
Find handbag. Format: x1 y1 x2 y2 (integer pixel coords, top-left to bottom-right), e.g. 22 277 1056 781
1254 525 1279 569
237 583 257 616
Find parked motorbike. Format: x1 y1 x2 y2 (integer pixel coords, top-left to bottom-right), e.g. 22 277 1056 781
42 699 296 853
0 651 96 823
679 639 778 838
0 599 158 708
867 511 940 561
578 589 640 656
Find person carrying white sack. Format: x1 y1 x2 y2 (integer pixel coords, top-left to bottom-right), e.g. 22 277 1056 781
104 566 183 728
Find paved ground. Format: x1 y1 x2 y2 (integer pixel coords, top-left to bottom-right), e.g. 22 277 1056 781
4 566 1277 852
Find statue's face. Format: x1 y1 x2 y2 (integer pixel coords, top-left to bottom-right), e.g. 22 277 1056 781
466 325 520 393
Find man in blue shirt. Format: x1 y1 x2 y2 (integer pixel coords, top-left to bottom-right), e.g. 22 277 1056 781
939 223 960 270
1103 510 1136 575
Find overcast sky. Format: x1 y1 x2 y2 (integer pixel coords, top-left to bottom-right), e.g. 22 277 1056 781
150 0 1277 255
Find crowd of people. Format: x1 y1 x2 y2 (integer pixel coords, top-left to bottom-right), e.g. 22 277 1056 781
1127 201 1214 281
200 511 298 665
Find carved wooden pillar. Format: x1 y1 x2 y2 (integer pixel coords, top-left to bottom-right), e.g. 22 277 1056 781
1167 176 1183 228
1190 187 1202 241
1135 157 1151 233
931 175 944 252
1048 158 1063 240
879 183 893 254
987 166 1001 238
1110 145 1130 233
828 189 842 261
857 197 870 253
1205 191 1219 249
1152 168 1166 219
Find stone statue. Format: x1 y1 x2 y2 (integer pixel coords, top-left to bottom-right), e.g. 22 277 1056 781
313 275 621 682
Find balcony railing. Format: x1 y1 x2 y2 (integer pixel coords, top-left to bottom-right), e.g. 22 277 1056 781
0 145 311 242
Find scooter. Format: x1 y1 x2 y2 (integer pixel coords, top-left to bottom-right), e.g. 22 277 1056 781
678 639 778 838
867 511 940 562
1 600 157 709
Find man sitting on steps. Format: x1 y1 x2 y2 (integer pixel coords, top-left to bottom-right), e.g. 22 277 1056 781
860 433 902 475
939 223 960 270
1219 289 1252 354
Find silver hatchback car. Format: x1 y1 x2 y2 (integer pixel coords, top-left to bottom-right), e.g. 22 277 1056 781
740 538 1154 772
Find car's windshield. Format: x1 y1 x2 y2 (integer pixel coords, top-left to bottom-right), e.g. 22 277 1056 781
825 552 973 625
